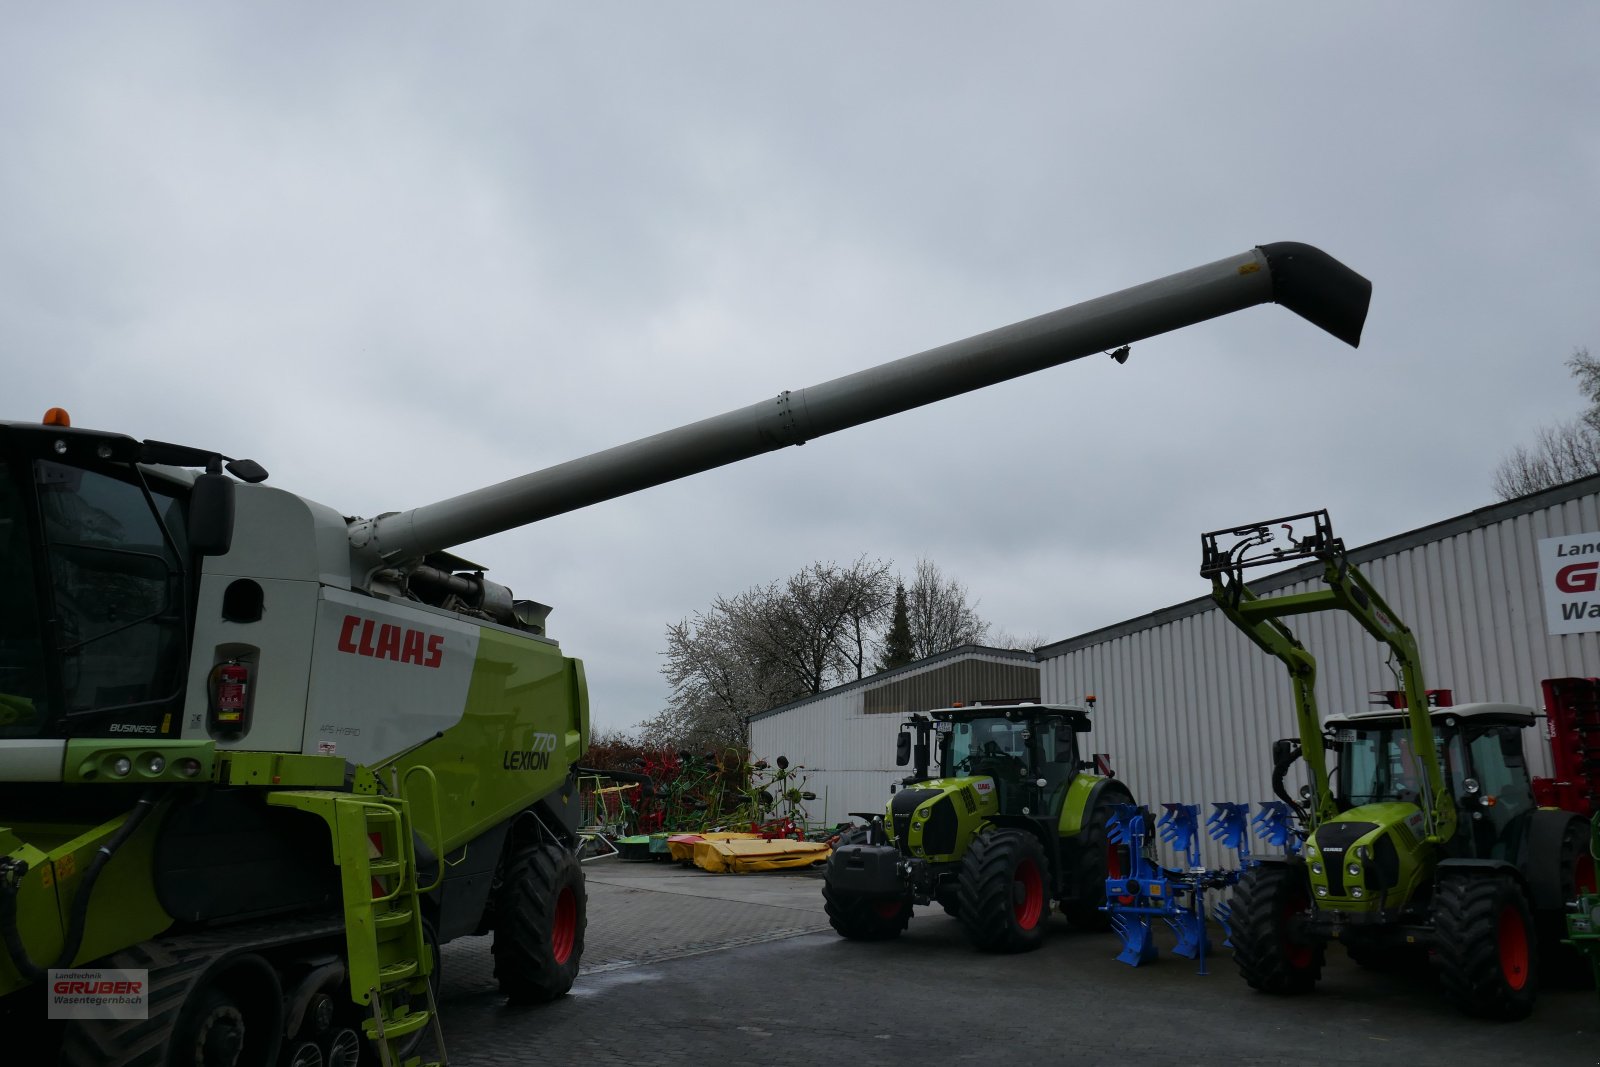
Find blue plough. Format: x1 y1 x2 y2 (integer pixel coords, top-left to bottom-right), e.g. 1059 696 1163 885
1104 800 1301 973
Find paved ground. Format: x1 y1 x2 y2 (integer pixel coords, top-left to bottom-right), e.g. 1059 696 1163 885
432 858 1598 1067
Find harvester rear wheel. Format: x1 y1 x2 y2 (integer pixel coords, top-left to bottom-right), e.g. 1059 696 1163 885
493 841 586 1004
1432 873 1538 1020
1230 864 1323 994
822 885 911 940
956 829 1049 953
1060 794 1130 931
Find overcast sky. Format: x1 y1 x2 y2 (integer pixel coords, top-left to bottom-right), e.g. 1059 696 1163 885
5 6 1598 734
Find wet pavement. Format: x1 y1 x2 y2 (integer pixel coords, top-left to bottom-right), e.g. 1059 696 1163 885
431 857 1597 1066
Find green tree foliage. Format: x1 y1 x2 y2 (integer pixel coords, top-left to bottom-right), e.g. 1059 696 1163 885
1493 347 1600 500
876 581 915 672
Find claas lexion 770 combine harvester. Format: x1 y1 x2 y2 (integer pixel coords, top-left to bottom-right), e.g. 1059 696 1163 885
0 243 1368 1066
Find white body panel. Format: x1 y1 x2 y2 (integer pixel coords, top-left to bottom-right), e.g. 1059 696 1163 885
302 587 479 765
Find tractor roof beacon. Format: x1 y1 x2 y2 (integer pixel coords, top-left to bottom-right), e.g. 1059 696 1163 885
1203 509 1595 1021
823 700 1138 953
0 243 1368 1065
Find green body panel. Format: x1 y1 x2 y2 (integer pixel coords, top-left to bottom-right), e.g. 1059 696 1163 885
0 800 174 997
215 750 345 788
63 739 217 785
1056 774 1107 837
391 627 588 854
883 776 998 863
884 770 1113 865
1303 802 1432 911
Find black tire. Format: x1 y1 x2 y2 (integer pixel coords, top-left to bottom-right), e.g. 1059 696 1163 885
1229 864 1324 994
492 841 586 1004
955 829 1050 953
1538 816 1598 988
1060 794 1131 931
174 988 248 1067
822 883 911 940
1432 873 1538 1020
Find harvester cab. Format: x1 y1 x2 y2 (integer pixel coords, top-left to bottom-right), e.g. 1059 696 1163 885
0 242 1370 1064
1202 509 1593 1020
825 701 1135 954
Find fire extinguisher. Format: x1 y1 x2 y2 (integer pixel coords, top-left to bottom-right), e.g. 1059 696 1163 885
208 660 250 737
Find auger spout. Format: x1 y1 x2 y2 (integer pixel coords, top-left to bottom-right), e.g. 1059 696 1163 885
348 242 1369 571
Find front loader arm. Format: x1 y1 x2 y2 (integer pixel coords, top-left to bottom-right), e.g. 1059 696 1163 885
1202 510 1456 845
1210 575 1339 827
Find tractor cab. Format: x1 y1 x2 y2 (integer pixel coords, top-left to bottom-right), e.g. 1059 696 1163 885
1328 703 1537 862
927 705 1089 820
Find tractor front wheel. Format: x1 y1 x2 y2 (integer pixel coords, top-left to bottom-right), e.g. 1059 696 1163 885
1060 794 1131 931
955 829 1050 953
822 884 911 940
493 840 586 1003
1229 864 1323 994
1432 873 1538 1020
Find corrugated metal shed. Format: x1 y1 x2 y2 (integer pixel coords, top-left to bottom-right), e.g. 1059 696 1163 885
748 645 1039 825
1037 477 1600 864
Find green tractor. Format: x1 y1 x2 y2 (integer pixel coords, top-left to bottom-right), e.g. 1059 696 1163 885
822 701 1135 953
1204 510 1594 1019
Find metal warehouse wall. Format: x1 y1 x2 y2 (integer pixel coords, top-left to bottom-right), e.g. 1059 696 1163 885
749 647 1040 826
1038 479 1600 866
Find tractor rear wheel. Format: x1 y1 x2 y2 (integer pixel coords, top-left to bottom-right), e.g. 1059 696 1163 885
493 840 586 1003
1060 794 1131 931
822 885 911 940
1230 864 1324 994
1539 815 1598 988
955 829 1050 953
1432 873 1538 1020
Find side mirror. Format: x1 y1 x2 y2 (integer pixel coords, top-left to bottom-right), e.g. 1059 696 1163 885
895 731 911 767
188 468 235 557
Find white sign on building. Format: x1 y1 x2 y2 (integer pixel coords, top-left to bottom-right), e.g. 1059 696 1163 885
1537 531 1600 634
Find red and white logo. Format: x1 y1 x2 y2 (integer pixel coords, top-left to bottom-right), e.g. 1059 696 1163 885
336 615 445 668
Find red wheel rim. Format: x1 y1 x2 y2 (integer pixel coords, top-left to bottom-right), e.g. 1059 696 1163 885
552 886 577 964
1497 905 1530 990
1108 843 1134 905
873 899 903 919
1014 858 1044 928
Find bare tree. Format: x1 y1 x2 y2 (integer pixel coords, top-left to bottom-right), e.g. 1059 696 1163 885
1492 347 1600 500
648 557 893 748
905 558 989 660
1492 421 1600 501
990 629 1050 653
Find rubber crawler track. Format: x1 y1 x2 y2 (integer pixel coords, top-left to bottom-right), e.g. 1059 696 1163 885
58 913 343 1066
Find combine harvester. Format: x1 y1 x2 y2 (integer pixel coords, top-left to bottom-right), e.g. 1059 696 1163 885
0 243 1368 1065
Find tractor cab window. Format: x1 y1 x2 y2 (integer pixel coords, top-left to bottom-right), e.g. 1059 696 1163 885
1032 717 1077 815
944 716 1030 782
1463 725 1533 861
1338 726 1445 808
36 461 187 721
0 463 49 736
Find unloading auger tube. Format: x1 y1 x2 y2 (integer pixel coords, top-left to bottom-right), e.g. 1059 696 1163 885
347 242 1370 582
